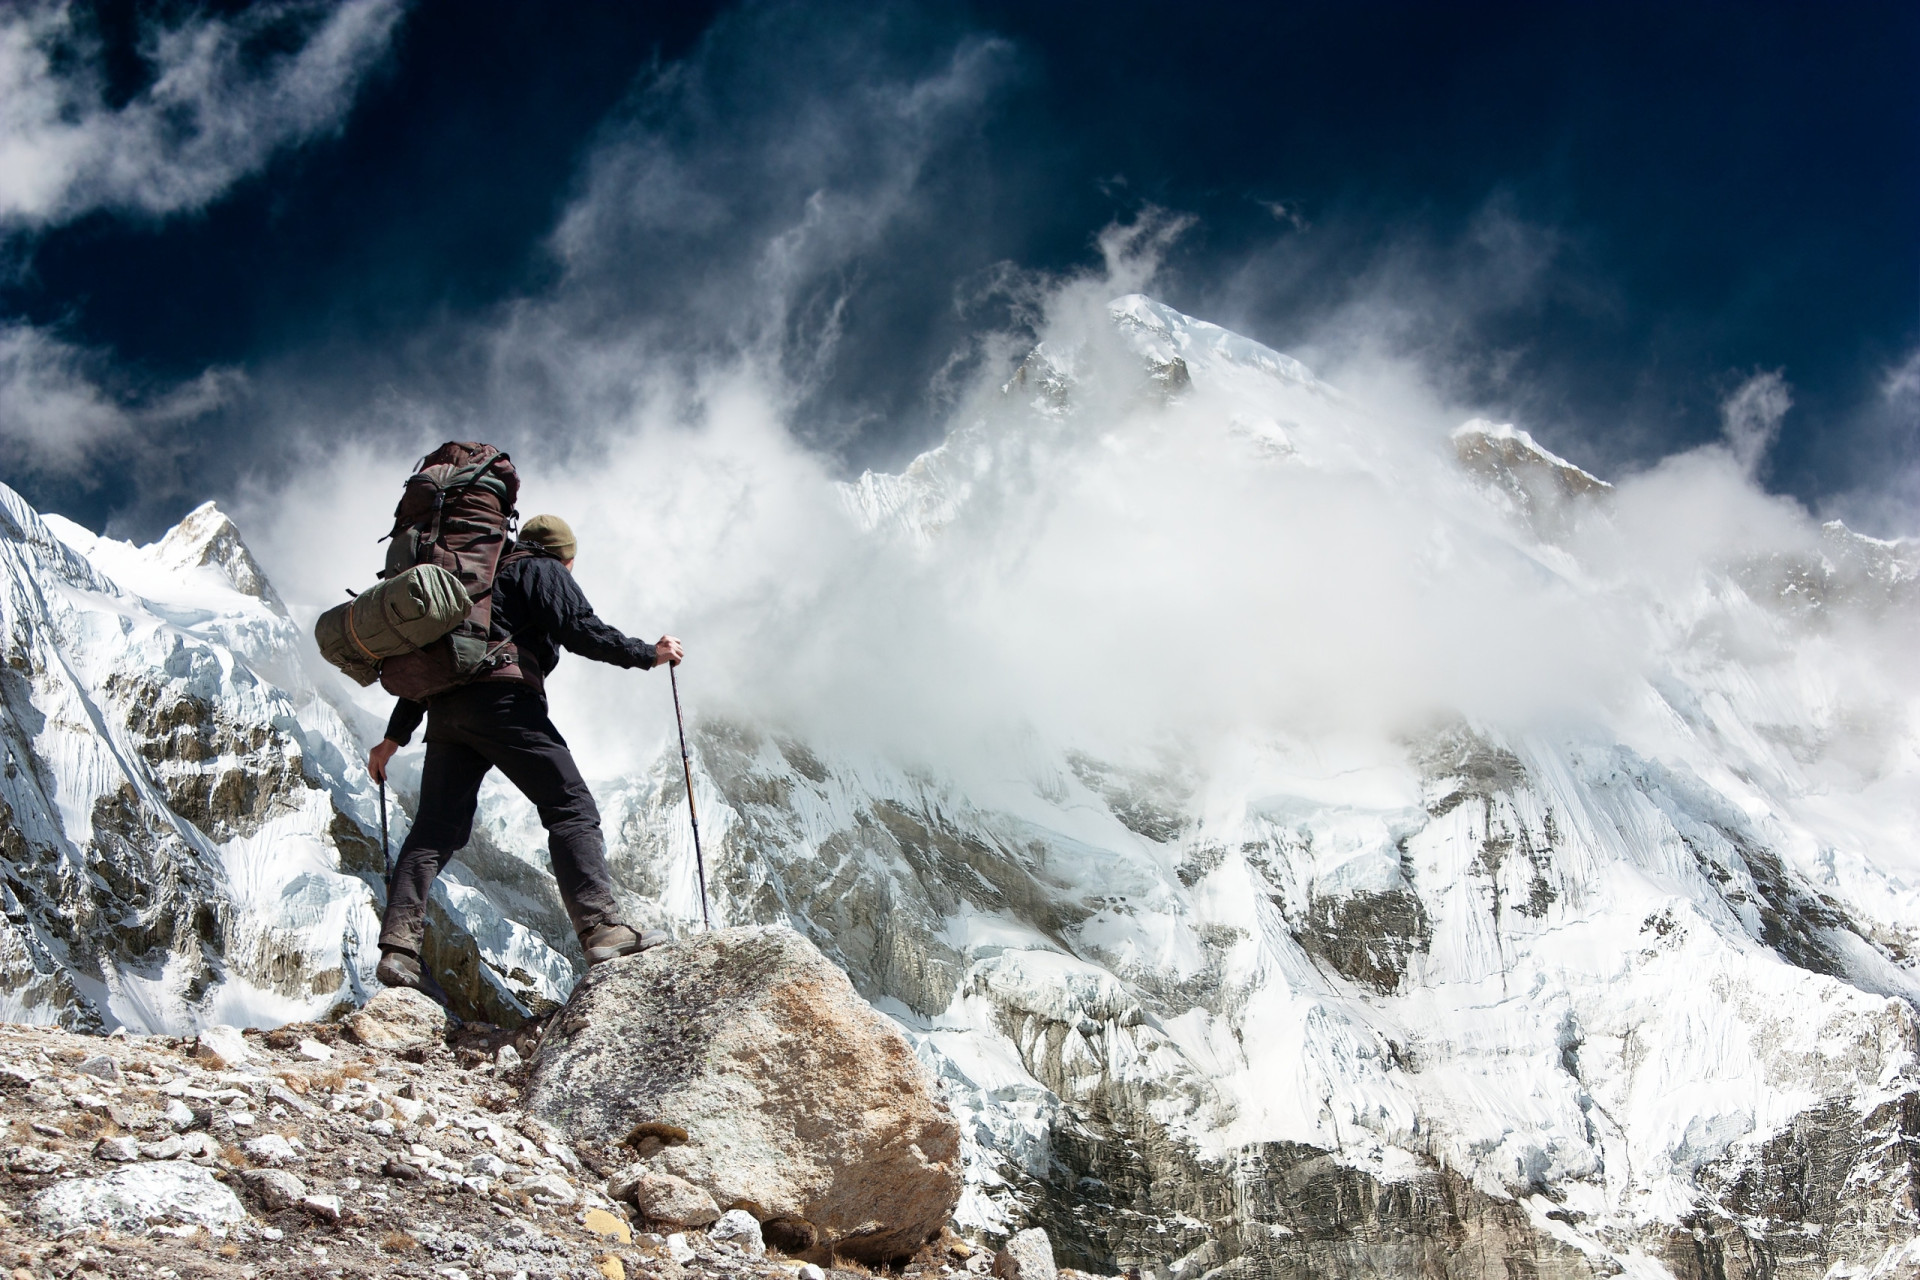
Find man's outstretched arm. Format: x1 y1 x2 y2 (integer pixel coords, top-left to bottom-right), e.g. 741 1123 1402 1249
533 559 683 669
369 698 424 782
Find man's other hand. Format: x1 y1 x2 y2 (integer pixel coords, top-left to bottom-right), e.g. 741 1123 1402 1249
368 738 400 784
656 636 685 666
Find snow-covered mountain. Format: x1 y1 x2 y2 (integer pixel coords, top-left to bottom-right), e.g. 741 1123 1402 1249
3 296 1916 1277
0 487 559 1032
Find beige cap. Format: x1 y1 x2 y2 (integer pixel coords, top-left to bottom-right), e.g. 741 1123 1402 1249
520 514 577 560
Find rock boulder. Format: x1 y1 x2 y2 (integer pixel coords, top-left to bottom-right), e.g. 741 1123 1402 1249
526 925 961 1262
992 1228 1057 1280
343 986 450 1048
30 1163 245 1237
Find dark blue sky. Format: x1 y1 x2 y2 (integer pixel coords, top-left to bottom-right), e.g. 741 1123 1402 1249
4 0 1915 537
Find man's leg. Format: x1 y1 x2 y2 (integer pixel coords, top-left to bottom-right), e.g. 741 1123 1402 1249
481 712 623 940
379 739 492 962
467 690 661 960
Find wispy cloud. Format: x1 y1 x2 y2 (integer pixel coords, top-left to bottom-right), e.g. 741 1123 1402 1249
0 322 240 480
0 0 402 229
0 0 394 482
1719 369 1791 478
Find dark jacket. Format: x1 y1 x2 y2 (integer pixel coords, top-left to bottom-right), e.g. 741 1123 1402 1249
383 544 655 745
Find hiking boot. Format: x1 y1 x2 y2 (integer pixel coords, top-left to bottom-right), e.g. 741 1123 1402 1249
375 947 423 989
581 923 669 965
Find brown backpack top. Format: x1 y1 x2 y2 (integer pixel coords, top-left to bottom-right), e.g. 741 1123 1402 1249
376 442 521 701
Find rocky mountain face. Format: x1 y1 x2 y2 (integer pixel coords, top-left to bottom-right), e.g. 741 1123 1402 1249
1 297 1916 1277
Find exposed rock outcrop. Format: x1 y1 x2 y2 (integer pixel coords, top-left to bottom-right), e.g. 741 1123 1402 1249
0 1009 994 1280
526 925 963 1261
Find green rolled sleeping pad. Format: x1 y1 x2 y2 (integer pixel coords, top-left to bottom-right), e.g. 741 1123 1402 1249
313 564 473 687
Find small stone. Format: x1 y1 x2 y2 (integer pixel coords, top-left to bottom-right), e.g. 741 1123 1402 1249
343 987 450 1049
471 1154 509 1178
29 1121 65 1139
584 1207 632 1243
241 1134 300 1167
241 1168 307 1212
514 1173 577 1206
358 1096 391 1121
494 1044 522 1075
194 1025 251 1070
710 1208 766 1258
382 1157 423 1181
139 1135 185 1160
666 1233 697 1265
991 1228 1056 1280
164 1099 196 1130
0 1065 38 1090
107 1101 160 1131
390 1096 427 1125
178 1132 216 1158
75 1055 121 1084
29 1162 245 1236
300 1193 342 1222
630 1170 719 1228
261 1226 284 1240
95 1136 140 1162
799 1265 826 1280
268 1085 310 1114
296 1038 334 1062
366 1119 396 1138
598 1257 626 1280
10 1147 63 1174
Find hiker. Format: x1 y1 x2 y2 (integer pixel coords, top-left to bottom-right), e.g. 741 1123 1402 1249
366 513 685 989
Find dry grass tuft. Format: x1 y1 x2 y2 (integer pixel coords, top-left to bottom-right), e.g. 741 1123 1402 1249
381 1230 419 1253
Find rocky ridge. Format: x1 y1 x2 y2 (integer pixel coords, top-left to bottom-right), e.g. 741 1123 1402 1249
0 980 1049 1280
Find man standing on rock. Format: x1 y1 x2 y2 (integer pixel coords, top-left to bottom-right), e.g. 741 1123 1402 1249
366 514 684 991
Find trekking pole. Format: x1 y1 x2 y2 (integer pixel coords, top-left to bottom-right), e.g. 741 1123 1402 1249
669 663 712 930
379 778 390 866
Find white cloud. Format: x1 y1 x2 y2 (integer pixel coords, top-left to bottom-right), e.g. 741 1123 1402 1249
0 322 240 477
0 323 129 470
1718 368 1791 477
0 0 401 228
1884 346 1920 402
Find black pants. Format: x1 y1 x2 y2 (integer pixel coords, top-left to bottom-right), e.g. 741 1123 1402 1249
378 682 621 955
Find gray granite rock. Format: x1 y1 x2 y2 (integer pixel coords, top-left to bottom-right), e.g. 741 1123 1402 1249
526 925 960 1263
711 1208 767 1258
30 1163 244 1237
992 1228 1056 1280
241 1168 306 1212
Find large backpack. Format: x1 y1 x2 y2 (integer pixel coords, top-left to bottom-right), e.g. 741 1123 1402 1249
312 442 521 700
